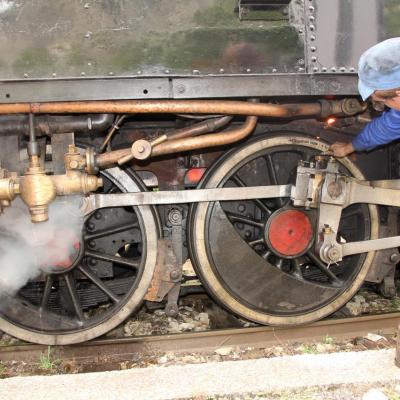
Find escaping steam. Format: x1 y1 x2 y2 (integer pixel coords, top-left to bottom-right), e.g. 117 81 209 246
0 197 84 295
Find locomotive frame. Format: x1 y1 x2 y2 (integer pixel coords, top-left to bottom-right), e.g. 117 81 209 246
0 0 398 344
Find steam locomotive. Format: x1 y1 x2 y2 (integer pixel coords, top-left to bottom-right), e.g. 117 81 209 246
0 0 398 344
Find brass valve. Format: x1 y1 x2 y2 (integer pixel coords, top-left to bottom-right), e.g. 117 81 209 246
0 145 103 223
19 155 57 222
0 165 20 214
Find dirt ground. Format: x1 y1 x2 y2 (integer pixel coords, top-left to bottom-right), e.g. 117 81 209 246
0 284 399 379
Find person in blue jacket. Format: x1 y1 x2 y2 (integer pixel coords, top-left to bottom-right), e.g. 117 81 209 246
330 37 400 157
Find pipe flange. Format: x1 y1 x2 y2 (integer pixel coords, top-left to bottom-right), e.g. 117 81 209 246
341 98 366 116
86 147 98 175
132 139 152 160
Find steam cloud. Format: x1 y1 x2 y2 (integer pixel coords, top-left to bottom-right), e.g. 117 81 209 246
0 197 83 295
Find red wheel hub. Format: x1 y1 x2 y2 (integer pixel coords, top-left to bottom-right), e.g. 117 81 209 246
265 209 313 258
27 227 82 274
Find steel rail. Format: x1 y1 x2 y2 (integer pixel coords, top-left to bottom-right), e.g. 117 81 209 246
0 313 398 364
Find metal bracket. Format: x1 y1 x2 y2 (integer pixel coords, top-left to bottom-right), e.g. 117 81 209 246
292 157 400 264
165 208 184 317
143 209 184 317
144 239 178 303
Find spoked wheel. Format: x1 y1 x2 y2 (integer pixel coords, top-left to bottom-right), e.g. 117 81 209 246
0 167 159 344
189 135 378 325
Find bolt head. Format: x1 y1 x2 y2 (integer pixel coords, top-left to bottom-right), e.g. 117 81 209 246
168 209 182 225
132 140 152 160
170 270 180 280
69 160 79 169
237 204 246 213
327 246 340 261
323 225 332 234
327 181 342 199
165 304 179 317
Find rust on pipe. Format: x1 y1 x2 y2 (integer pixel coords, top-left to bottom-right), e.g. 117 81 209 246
152 116 257 157
96 116 258 168
0 100 322 118
97 148 131 168
167 115 233 140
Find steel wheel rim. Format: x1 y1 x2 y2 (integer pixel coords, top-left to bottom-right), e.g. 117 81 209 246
0 167 159 344
189 135 378 325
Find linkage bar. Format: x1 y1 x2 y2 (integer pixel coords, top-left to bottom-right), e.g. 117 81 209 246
83 185 292 215
342 236 400 258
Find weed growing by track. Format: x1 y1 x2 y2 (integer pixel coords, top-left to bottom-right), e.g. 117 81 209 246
39 346 58 371
299 344 318 354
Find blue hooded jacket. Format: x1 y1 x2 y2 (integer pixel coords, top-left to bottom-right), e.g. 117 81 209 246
352 37 400 151
352 108 400 151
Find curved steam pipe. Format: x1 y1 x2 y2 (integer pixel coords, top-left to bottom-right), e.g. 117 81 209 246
152 116 258 157
96 116 258 168
167 115 233 140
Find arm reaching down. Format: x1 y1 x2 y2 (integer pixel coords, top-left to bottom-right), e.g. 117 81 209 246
330 108 400 157
330 142 355 157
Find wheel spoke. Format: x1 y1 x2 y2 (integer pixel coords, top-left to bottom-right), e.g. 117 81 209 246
262 250 272 260
226 212 264 229
307 251 343 286
86 250 140 269
63 274 84 322
248 238 264 248
230 175 272 216
265 154 279 184
105 185 118 194
40 276 53 310
291 258 304 280
275 258 283 270
78 265 120 304
84 222 139 241
264 154 284 207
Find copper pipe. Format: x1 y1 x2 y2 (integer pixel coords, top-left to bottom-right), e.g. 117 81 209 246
168 115 233 140
96 116 258 168
97 148 131 168
152 116 257 157
0 100 322 117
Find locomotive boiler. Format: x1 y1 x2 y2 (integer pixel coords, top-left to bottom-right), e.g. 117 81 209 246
0 0 398 345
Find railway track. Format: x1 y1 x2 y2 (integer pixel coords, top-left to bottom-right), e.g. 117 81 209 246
0 312 399 368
